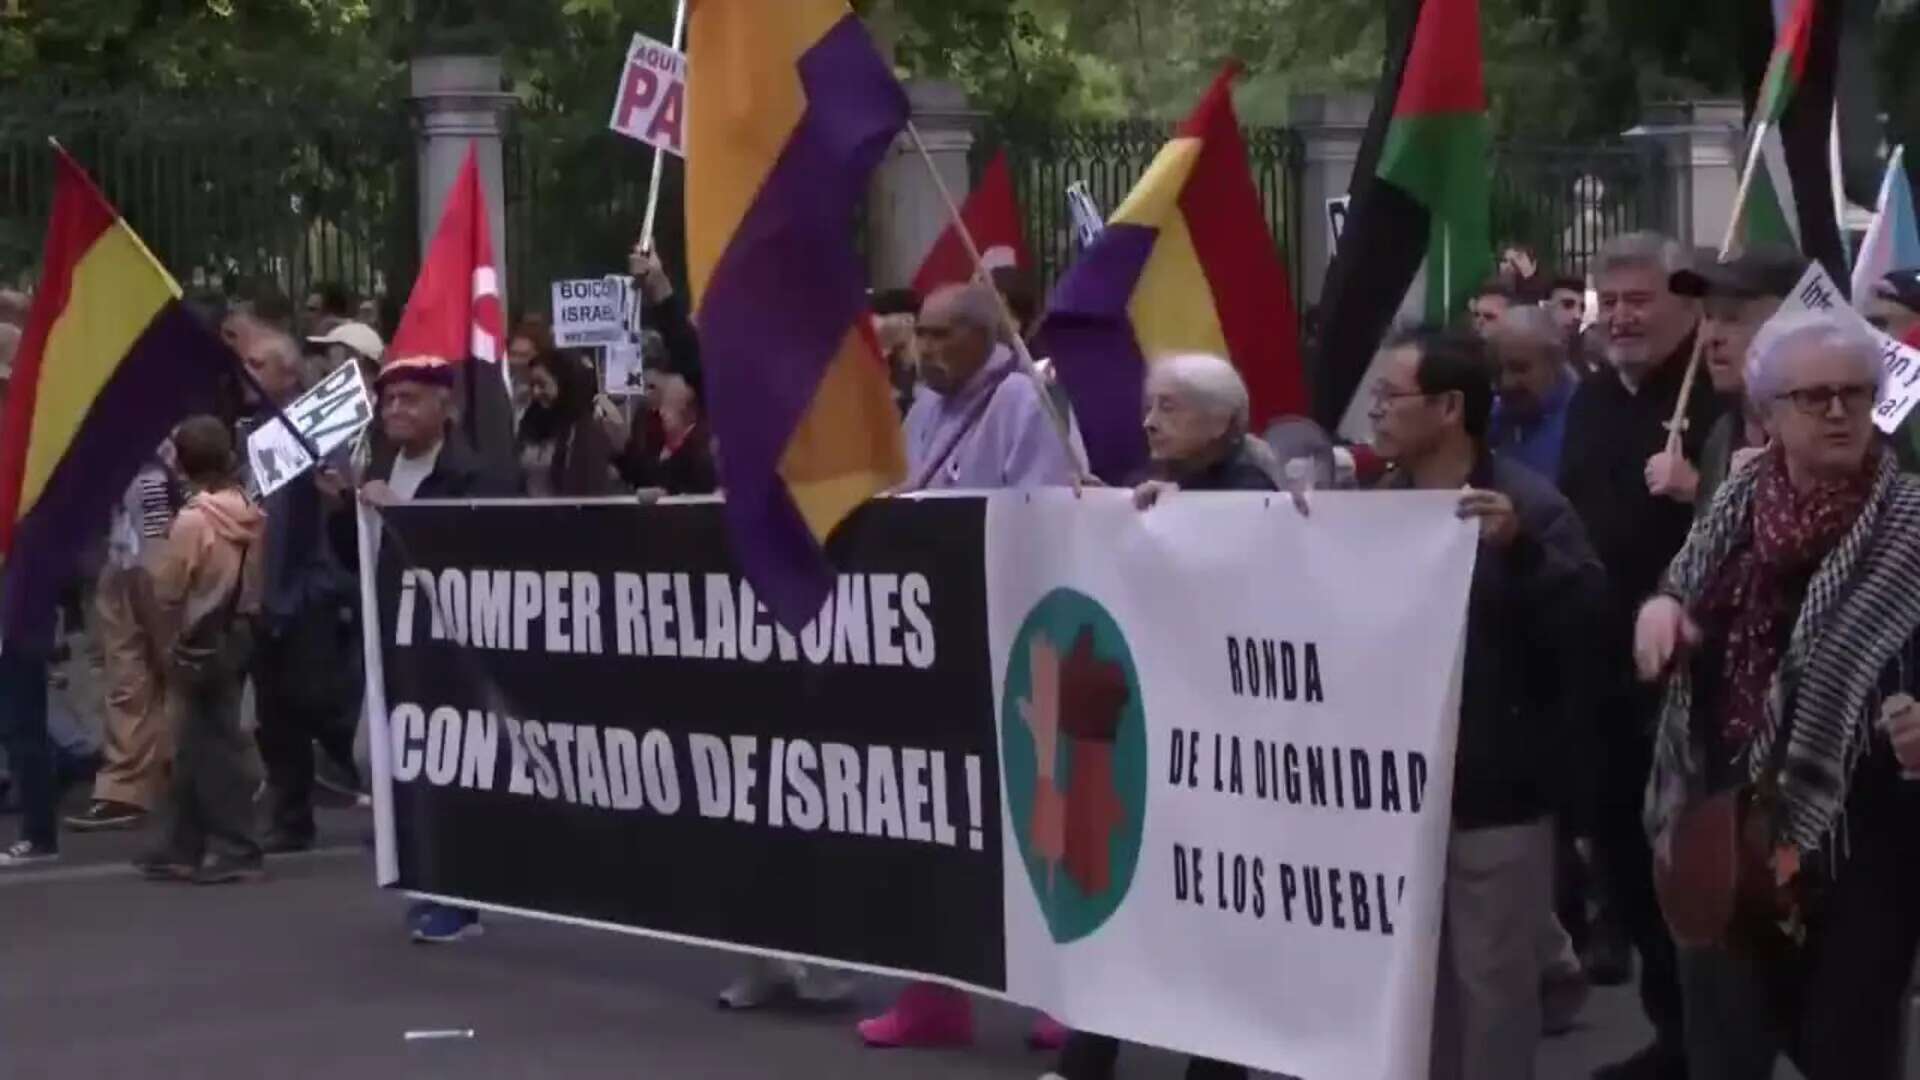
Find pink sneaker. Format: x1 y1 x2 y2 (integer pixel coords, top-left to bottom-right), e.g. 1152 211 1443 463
1027 1012 1070 1050
856 982 975 1048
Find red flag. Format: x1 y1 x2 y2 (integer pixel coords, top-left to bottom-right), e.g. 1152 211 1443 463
911 150 1032 295
390 143 507 366
388 142 516 472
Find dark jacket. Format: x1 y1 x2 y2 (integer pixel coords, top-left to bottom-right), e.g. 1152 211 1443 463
524 417 619 498
240 410 356 633
1391 452 1608 828
1558 334 1721 653
330 434 522 572
1138 438 1278 493
645 290 703 397
619 418 718 496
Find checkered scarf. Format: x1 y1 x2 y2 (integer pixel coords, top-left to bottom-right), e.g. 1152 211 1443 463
1646 450 1920 854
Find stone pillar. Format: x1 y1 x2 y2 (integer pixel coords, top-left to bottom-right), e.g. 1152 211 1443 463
1289 93 1372 308
1623 99 1744 251
409 55 515 275
869 80 980 290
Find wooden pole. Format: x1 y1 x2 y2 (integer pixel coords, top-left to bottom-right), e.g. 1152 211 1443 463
637 0 688 255
904 122 1086 489
1665 120 1771 454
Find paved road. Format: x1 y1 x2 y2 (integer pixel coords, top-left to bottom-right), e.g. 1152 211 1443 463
0 806 1754 1079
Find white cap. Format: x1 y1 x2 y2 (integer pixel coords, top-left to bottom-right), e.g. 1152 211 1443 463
307 321 385 363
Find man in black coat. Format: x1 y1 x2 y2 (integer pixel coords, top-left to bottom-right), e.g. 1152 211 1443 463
1370 326 1607 1080
1558 232 1716 1080
322 356 519 946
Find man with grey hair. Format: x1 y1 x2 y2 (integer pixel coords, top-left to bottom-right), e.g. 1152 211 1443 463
1486 305 1577 481
1560 231 1718 1080
859 281 1081 1053
901 282 1083 491
240 329 361 860
1664 248 1805 515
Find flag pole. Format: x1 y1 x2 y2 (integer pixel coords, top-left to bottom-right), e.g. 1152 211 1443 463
1665 119 1771 455
637 0 688 255
905 122 1087 490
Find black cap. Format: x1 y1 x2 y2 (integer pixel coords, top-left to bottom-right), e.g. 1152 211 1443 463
1669 247 1807 300
1874 268 1920 313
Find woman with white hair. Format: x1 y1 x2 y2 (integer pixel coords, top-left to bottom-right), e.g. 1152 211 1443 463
1635 310 1920 1079
1049 352 1268 1080
1130 353 1278 511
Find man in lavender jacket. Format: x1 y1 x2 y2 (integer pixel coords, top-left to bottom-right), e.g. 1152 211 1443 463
856 281 1080 1051
903 282 1084 491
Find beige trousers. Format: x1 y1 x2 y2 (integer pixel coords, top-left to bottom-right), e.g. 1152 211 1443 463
90 563 170 809
1429 817 1554 1080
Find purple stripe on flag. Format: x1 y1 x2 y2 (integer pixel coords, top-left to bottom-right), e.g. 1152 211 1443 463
1 302 228 648
1039 223 1157 482
695 14 907 630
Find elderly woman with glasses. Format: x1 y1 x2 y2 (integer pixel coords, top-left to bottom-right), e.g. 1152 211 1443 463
1634 310 1920 1079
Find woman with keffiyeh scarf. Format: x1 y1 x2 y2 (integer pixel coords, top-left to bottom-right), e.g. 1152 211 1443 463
1634 311 1920 1079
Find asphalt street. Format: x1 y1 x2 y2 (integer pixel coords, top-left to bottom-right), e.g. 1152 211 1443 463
0 804 1811 1080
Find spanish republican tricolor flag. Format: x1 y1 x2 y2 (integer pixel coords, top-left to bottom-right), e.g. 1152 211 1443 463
0 147 228 646
1040 64 1305 482
686 0 908 630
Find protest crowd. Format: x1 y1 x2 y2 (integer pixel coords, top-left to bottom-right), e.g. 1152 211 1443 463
2 2 1920 1080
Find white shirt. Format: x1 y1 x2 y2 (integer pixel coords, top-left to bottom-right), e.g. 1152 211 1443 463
388 441 442 502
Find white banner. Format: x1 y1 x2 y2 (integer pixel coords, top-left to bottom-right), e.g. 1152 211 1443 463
609 32 688 157
1777 261 1920 433
986 489 1475 1080
245 360 372 497
551 276 633 349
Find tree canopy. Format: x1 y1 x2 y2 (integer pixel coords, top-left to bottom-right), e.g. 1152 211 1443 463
0 0 1914 148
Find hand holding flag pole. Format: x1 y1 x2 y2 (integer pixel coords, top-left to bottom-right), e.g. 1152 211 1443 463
636 0 689 256
904 123 1088 491
1663 120 1770 456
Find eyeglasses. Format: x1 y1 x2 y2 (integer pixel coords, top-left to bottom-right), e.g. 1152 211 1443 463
1369 386 1431 408
1777 383 1876 417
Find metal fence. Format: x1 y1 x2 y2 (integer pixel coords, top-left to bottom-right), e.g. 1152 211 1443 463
1489 142 1670 280
0 97 1668 329
983 120 1306 302
502 118 681 319
981 121 1670 306
0 95 416 310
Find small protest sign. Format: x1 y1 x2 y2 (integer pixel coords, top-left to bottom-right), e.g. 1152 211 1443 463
605 333 648 398
609 33 688 158
246 360 373 498
552 276 633 349
1776 262 1920 434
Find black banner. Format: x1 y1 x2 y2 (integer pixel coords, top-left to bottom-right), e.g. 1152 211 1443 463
372 497 1005 989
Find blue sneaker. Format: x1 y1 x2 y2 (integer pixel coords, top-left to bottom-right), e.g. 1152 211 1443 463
410 902 483 944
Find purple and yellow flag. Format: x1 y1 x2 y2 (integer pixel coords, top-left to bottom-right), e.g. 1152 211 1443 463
0 148 228 647
686 0 908 630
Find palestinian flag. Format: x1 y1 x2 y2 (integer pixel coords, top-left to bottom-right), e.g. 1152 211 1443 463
1311 0 1489 429
1734 0 1847 284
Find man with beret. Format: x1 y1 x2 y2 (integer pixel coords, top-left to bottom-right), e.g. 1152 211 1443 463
323 354 520 943
1658 247 1806 513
